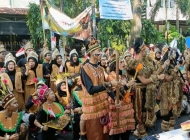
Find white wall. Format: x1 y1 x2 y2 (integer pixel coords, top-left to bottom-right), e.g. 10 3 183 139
146 0 189 21
0 0 39 8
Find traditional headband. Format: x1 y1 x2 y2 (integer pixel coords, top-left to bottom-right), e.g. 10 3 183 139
87 43 101 54
2 94 15 108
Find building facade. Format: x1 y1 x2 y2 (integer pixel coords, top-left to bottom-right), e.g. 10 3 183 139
146 0 189 35
0 0 39 53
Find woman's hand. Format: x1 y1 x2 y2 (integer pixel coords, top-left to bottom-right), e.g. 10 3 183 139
174 64 180 72
111 80 122 88
126 79 136 87
77 107 82 114
64 109 71 114
158 74 165 80
42 125 48 131
9 133 19 140
162 59 170 69
115 100 122 108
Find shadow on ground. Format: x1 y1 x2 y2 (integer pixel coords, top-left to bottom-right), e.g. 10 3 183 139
29 114 189 140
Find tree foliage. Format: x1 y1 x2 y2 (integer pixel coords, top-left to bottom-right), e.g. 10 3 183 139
97 19 131 51
161 23 185 52
141 19 164 44
26 3 50 48
176 0 190 15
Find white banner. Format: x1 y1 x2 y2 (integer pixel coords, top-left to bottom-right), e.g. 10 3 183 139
99 0 133 20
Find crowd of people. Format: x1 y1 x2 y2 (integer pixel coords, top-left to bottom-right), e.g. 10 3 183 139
0 37 189 140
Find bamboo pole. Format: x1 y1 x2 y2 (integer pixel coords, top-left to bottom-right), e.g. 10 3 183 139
115 50 120 127
40 0 46 44
92 0 96 38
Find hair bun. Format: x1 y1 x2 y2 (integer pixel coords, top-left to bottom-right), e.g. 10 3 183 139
133 37 144 53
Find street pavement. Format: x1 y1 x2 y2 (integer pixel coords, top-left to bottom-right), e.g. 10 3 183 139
29 114 189 140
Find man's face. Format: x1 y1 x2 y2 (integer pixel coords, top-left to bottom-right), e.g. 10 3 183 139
45 53 51 61
7 99 18 112
92 49 102 61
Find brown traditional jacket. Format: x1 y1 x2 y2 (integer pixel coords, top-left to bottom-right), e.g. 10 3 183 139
0 72 24 93
25 64 43 85
55 91 70 107
66 62 81 74
50 64 59 82
0 112 22 133
81 63 109 121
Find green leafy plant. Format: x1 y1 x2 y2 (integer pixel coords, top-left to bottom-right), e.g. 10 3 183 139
141 19 165 44
98 19 131 51
26 3 50 48
163 23 185 52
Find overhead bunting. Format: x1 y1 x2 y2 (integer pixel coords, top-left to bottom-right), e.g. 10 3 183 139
41 0 92 41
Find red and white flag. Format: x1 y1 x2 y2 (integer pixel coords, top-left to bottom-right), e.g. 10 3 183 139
16 47 25 57
48 107 55 118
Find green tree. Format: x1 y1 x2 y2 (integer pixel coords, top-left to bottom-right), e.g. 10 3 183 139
162 23 185 52
141 19 164 44
26 3 50 48
97 19 131 51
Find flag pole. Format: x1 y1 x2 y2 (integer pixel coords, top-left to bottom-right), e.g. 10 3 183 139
115 50 120 127
40 0 46 45
92 0 96 38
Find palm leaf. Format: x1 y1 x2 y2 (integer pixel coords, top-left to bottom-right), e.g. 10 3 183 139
150 0 162 21
176 0 189 15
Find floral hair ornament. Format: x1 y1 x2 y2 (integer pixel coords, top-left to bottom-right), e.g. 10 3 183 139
34 77 46 88
38 85 48 100
0 77 15 108
39 85 52 99
124 63 143 103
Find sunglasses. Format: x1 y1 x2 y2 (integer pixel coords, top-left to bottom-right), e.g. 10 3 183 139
94 52 102 57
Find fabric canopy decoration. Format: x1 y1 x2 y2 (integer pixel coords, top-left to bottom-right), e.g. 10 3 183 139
41 0 92 41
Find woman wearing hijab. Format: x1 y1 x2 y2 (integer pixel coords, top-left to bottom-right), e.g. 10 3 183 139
50 48 64 93
23 51 43 103
3 53 25 110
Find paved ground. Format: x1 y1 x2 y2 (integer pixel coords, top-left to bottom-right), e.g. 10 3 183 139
29 114 189 140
